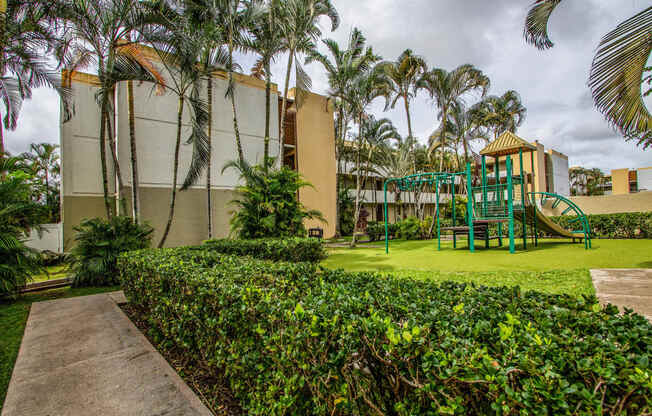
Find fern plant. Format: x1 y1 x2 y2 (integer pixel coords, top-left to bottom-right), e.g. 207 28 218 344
223 160 325 239
69 216 153 287
0 158 48 297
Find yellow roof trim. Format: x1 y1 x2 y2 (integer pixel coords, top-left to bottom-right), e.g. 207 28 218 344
480 131 537 157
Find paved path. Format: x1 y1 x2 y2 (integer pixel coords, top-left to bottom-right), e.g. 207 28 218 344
2 292 212 416
590 269 652 321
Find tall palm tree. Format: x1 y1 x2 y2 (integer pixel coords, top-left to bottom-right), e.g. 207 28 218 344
376 136 413 222
249 0 287 168
142 5 210 247
345 67 385 247
58 0 165 219
0 0 71 156
524 2 651 149
417 64 490 172
377 49 427 146
277 0 339 165
305 27 379 236
469 90 526 140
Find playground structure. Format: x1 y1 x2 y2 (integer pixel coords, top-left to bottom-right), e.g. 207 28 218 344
383 131 592 254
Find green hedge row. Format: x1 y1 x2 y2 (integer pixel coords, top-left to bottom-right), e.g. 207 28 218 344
551 211 652 239
202 237 326 262
119 248 652 415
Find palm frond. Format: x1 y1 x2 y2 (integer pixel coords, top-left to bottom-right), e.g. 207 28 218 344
589 7 652 149
524 0 562 50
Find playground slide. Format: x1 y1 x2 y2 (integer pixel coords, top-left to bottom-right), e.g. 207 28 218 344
524 204 582 239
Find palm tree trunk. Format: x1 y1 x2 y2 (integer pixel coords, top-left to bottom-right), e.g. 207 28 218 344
334 108 343 237
263 61 271 169
105 92 127 216
206 75 213 239
227 40 244 164
439 105 447 172
127 80 140 224
278 50 295 167
158 95 184 248
99 96 113 219
0 122 4 157
350 116 363 248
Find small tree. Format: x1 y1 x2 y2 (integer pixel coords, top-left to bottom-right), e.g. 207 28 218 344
223 160 325 239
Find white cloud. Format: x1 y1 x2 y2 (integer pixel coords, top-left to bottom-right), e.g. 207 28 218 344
5 0 652 172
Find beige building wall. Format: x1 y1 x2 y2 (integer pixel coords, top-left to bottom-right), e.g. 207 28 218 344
61 47 336 248
567 191 652 215
611 168 630 195
295 91 336 238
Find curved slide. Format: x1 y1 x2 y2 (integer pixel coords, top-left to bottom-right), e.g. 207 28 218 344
525 192 592 249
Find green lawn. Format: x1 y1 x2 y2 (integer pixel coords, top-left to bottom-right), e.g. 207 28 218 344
0 286 120 412
31 265 68 283
322 238 652 296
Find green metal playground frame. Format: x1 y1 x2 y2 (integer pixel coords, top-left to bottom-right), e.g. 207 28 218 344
383 150 592 254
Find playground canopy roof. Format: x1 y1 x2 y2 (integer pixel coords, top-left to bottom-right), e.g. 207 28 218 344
480 131 537 157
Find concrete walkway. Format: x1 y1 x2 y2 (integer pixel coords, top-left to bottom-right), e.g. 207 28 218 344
2 292 212 416
591 269 652 321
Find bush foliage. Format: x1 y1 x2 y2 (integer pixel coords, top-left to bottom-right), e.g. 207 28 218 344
552 211 651 239
203 237 326 263
120 247 652 415
70 216 153 287
224 160 325 239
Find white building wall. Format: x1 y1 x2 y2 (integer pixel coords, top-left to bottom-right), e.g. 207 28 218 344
637 168 652 192
116 66 280 192
24 224 63 253
549 153 570 196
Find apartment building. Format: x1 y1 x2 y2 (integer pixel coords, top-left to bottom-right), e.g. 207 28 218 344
60 46 336 249
610 167 652 194
484 137 570 196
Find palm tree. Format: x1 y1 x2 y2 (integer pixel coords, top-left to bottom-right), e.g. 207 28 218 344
249 0 287 168
305 27 379 236
417 64 490 172
142 6 210 247
376 136 413 222
277 0 339 165
345 67 385 247
22 143 59 218
0 0 71 156
524 2 651 149
59 0 165 219
469 90 526 140
377 49 427 146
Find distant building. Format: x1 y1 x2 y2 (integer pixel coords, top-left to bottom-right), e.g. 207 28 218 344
484 137 570 196
610 167 652 194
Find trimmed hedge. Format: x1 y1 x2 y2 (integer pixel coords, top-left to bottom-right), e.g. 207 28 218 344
552 212 652 239
202 237 326 263
120 247 652 415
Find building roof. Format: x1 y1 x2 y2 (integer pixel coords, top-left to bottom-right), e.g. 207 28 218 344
480 131 537 157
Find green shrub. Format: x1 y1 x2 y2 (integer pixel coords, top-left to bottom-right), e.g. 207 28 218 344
397 216 421 240
551 211 652 239
202 237 326 263
70 216 153 287
224 160 325 239
120 247 652 415
1 162 48 297
365 221 383 241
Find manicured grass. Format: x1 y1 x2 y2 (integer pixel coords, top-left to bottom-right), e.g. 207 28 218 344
31 265 68 283
0 286 120 412
322 238 652 296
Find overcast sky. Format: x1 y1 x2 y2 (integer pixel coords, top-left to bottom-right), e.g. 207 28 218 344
6 0 652 172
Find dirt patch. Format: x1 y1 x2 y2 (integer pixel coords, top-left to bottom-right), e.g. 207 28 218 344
120 304 243 416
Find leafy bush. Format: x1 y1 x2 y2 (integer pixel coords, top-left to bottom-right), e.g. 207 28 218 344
366 221 384 241
69 216 153 287
1 160 48 297
338 187 355 236
120 247 652 415
551 211 652 239
203 237 326 263
223 160 325 239
397 216 421 240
